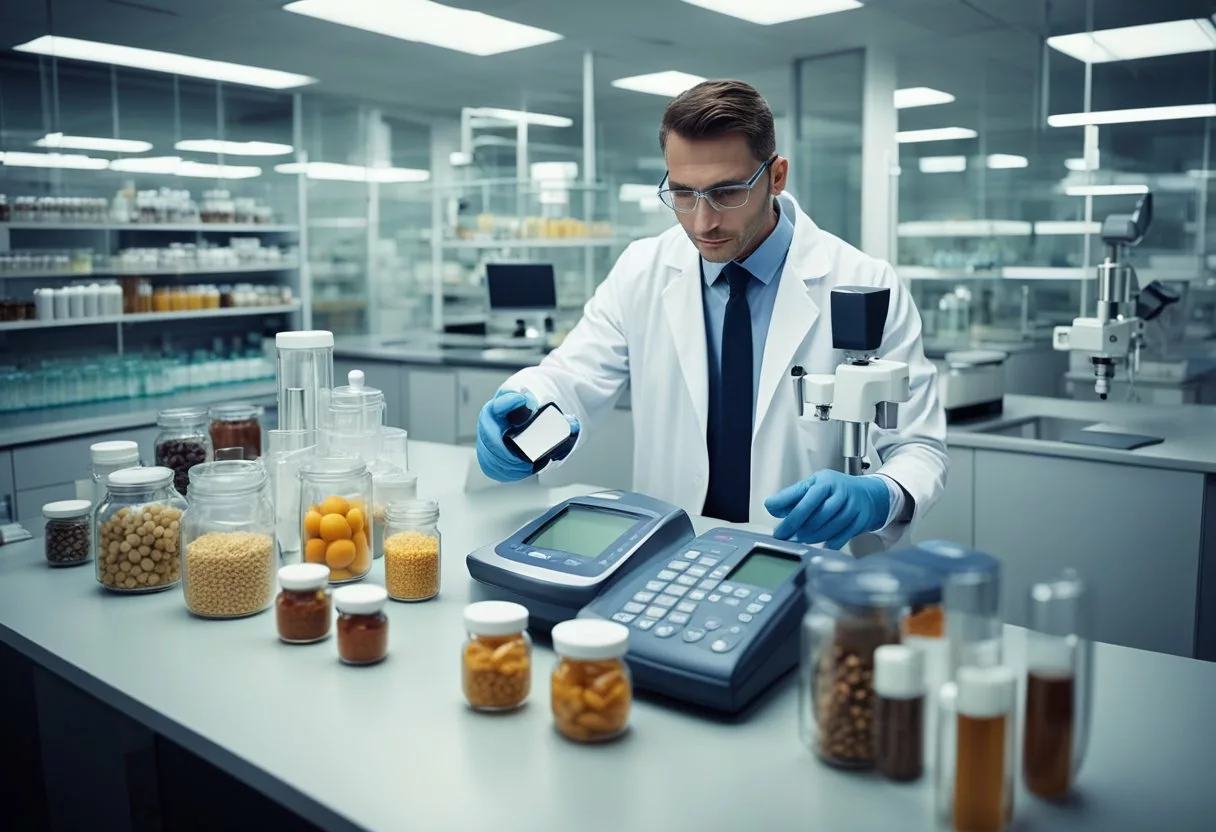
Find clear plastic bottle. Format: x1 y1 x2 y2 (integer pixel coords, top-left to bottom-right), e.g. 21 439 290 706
382 499 439 601
299 457 373 584
372 470 417 559
275 331 334 435
550 619 631 743
94 467 187 593
90 440 141 509
462 601 531 712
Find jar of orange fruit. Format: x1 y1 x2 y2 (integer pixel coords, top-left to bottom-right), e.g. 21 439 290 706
299 457 373 584
550 619 632 743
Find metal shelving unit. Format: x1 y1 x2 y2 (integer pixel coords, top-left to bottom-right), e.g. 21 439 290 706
1 222 299 232
440 237 628 250
0 302 301 332
0 261 300 280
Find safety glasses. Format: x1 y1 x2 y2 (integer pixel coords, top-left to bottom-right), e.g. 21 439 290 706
657 155 776 213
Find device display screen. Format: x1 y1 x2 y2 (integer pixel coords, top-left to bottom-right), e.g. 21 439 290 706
486 263 558 311
523 506 638 558
724 549 802 590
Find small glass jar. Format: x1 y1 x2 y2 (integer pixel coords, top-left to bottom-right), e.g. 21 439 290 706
209 403 262 460
276 563 333 644
299 457 374 584
383 499 440 601
800 563 908 769
181 460 276 619
462 601 532 712
155 406 212 496
95 466 187 593
43 499 93 567
334 584 388 665
550 619 632 743
90 440 141 509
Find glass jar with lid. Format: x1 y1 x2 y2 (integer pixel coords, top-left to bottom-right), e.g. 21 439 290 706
334 584 389 665
95 466 186 593
276 563 333 644
463 601 531 712
155 406 212 495
299 457 373 584
550 619 632 743
181 460 276 619
89 440 141 509
383 499 439 601
209 403 263 460
371 469 417 559
43 499 93 567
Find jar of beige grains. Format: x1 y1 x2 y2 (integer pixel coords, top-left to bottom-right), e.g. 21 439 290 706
181 460 277 618
95 466 187 593
383 499 440 602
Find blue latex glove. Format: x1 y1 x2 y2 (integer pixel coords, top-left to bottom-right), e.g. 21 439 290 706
475 389 580 482
764 471 890 549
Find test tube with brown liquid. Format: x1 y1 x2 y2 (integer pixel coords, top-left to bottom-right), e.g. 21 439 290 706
953 665 1015 832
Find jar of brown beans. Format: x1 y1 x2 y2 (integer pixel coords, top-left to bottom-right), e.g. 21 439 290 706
94 467 187 593
42 500 93 567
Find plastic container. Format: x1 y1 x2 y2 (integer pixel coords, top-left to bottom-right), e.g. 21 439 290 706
463 601 531 712
209 403 262 460
53 286 70 319
275 330 334 435
43 499 93 567
334 584 388 665
874 643 925 782
945 665 1016 832
155 407 212 495
379 426 409 471
550 619 632 743
181 460 276 619
276 563 333 644
371 469 417 559
383 499 440 601
94 466 186 593
35 288 54 320
90 440 141 509
1023 569 1092 801
299 457 373 583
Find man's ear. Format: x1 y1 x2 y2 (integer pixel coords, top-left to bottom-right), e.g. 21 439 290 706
770 156 789 196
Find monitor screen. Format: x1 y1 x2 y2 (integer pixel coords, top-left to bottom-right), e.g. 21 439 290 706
724 549 802 590
523 506 638 558
486 263 558 311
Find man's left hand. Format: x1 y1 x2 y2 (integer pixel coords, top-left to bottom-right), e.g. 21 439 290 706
764 470 890 549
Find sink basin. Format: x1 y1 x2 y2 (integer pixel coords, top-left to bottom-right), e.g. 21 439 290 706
973 416 1100 441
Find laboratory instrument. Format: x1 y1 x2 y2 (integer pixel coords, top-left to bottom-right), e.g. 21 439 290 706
486 262 558 339
465 490 694 626
551 618 632 743
504 401 574 466
791 286 910 475
462 600 532 712
936 349 1007 423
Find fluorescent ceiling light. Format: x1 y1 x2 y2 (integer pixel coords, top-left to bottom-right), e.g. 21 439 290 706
283 0 562 56
897 220 1031 237
175 139 293 156
894 87 955 109
0 151 110 170
275 161 430 183
679 0 863 26
987 154 1028 169
449 151 473 166
896 127 977 143
35 132 151 153
1065 155 1102 172
918 156 967 173
109 156 186 174
1049 103 1216 127
13 35 315 89
1034 221 1101 235
530 161 578 182
174 161 262 179
467 107 572 128
1047 18 1216 64
611 71 708 97
1065 184 1150 197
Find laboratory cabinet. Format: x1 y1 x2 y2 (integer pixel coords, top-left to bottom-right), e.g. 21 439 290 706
0 450 14 523
407 370 460 445
456 369 513 443
911 447 974 547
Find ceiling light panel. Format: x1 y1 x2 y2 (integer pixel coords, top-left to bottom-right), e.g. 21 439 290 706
1034 221 1101 235
36 133 152 153
0 151 110 170
1048 104 1216 127
611 71 707 98
109 156 185 174
679 0 863 25
918 156 967 173
894 87 955 109
1065 184 1150 197
13 36 315 89
175 140 293 156
283 0 562 56
274 161 430 183
896 127 978 143
987 154 1028 169
468 107 572 128
1048 18 1216 63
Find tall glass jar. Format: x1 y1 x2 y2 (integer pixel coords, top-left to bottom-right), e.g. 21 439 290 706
155 406 212 495
462 601 531 712
383 499 440 602
95 466 187 593
550 619 632 743
209 403 262 460
299 457 373 584
800 563 908 769
181 460 276 619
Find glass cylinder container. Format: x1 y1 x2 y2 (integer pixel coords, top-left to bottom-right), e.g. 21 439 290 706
874 643 925 782
95 466 186 593
550 619 631 743
275 330 334 435
1023 569 1092 801
276 563 333 644
43 499 93 567
383 499 440 601
299 457 373 583
155 406 212 495
90 440 141 509
334 584 388 665
462 601 531 712
800 564 907 769
209 403 262 460
323 369 385 463
181 460 276 619
372 470 418 559
379 426 409 472
947 665 1016 832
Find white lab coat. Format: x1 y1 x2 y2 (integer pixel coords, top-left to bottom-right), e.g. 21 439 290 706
504 192 948 547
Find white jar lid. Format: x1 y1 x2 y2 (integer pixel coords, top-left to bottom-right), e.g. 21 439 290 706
956 665 1016 718
874 644 925 699
278 563 330 592
276 330 334 350
464 601 528 637
108 466 174 488
552 619 629 661
333 584 387 615
91 440 139 465
42 499 93 519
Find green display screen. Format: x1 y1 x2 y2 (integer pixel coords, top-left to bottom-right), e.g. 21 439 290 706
725 550 802 590
524 507 638 558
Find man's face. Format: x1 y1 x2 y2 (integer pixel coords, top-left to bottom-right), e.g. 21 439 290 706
663 131 787 263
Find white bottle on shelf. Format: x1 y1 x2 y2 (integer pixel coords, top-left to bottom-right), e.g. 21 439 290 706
35 288 54 320
83 283 100 317
68 285 85 318
54 286 71 319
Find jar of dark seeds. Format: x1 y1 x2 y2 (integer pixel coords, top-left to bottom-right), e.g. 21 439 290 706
42 500 94 567
155 406 212 495
799 562 908 769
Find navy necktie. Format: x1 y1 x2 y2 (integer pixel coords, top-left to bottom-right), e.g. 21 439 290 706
704 262 753 523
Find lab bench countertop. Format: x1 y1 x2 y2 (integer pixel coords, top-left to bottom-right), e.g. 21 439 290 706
333 333 547 369
2 473 1215 831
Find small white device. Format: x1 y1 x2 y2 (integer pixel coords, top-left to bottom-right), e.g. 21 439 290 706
504 402 573 464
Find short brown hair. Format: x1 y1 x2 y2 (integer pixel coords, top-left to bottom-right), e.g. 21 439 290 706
659 80 776 162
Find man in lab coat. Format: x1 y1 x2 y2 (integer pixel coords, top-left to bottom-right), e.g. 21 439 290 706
476 80 947 550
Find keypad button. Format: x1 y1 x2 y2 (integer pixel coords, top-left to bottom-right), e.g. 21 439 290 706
724 597 741 607
711 638 737 653
646 580 667 593
666 585 689 598
698 557 720 567
686 566 708 578
611 612 636 624
703 617 723 631
655 594 679 608
728 625 744 635
719 584 735 594
623 601 646 614
676 601 697 613
746 603 765 614
706 544 736 557
634 618 658 631
737 613 753 623
683 628 706 643
707 594 722 603
666 612 689 625
710 568 729 580
657 570 678 581
698 579 719 591
645 606 668 620
667 561 689 572
633 591 656 604
676 574 697 587
688 590 707 601
758 593 773 603
654 624 678 638
733 588 751 599
683 550 701 560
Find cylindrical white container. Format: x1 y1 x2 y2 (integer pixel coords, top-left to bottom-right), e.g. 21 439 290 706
53 286 70 319
68 285 84 318
35 288 54 320
83 283 100 317
107 283 124 315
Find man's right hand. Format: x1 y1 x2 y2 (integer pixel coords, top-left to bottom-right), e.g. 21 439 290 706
475 389 539 482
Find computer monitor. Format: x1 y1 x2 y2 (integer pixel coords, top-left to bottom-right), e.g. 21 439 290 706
486 263 558 312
